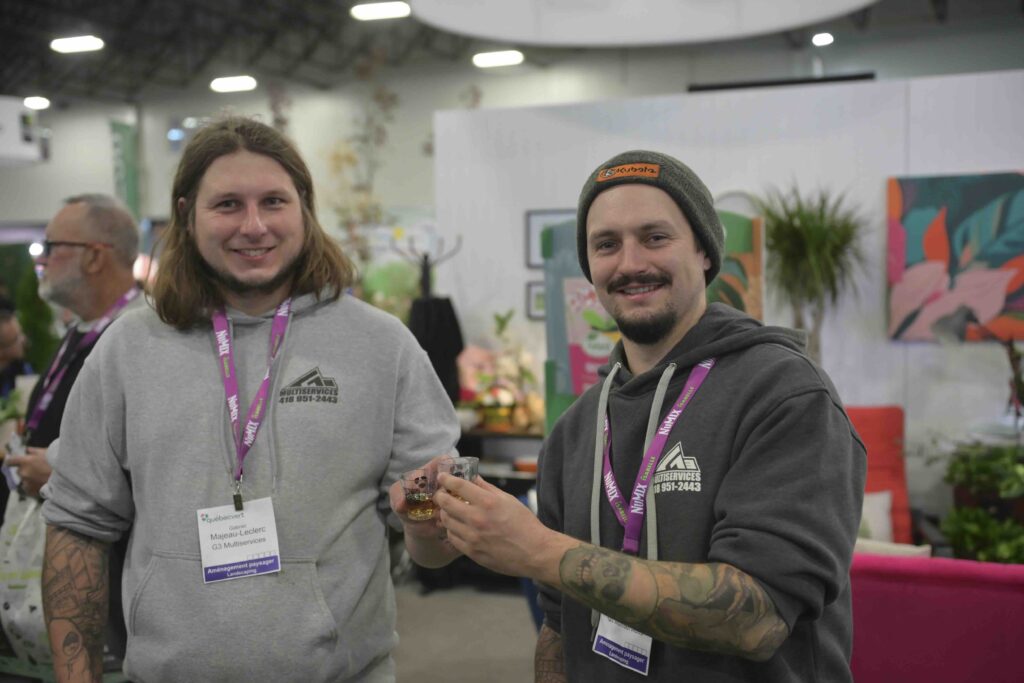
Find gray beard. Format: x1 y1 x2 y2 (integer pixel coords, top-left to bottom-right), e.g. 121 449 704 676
38 272 85 311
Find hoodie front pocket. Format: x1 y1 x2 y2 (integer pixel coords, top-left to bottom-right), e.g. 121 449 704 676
127 551 339 682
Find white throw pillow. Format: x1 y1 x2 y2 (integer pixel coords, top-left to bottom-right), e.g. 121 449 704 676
855 537 932 557
859 490 893 543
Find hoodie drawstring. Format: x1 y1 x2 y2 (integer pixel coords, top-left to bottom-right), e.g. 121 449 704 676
264 305 295 495
589 362 677 628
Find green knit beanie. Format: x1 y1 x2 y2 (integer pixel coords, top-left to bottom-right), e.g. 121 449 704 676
576 150 723 285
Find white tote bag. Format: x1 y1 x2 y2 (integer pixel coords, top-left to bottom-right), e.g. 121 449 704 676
0 492 51 666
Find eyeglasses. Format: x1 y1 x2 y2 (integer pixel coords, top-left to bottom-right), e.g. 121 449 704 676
40 240 113 258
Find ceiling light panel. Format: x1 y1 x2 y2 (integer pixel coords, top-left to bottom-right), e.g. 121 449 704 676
50 35 105 53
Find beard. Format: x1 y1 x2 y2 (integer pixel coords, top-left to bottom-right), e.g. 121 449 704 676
202 252 303 303
614 308 679 346
605 272 679 346
38 265 85 310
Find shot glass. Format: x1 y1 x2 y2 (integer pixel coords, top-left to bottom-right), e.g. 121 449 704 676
437 456 479 501
438 456 479 482
400 468 438 521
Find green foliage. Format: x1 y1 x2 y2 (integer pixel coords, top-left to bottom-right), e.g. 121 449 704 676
941 506 1024 564
14 268 59 371
0 390 22 422
757 186 867 326
361 260 419 323
493 309 515 341
945 442 1024 499
942 441 1024 563
582 309 616 332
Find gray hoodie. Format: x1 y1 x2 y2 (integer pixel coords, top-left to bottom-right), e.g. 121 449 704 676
43 292 459 682
537 303 866 681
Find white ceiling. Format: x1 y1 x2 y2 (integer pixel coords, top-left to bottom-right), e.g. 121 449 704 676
411 0 880 47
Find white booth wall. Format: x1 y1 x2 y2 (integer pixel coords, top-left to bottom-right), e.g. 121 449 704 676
433 69 1024 515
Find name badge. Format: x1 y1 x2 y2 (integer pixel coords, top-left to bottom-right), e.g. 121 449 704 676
592 614 652 676
196 497 282 584
2 431 26 491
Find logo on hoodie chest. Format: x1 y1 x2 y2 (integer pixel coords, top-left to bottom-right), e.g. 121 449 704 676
652 442 702 494
278 367 338 404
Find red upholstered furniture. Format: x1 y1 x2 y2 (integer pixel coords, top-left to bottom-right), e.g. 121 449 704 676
850 553 1024 683
846 406 911 543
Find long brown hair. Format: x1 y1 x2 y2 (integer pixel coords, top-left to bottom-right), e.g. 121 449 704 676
152 116 355 329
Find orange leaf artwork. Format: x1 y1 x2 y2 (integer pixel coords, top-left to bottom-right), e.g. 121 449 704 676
887 173 1024 342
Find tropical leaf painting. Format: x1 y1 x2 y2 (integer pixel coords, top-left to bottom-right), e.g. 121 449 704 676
888 172 1024 341
708 211 764 320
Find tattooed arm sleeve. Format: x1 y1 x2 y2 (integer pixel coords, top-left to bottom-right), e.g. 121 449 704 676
557 543 789 661
42 524 110 683
534 623 567 683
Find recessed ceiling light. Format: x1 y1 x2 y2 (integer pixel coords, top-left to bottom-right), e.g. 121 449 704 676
210 76 257 93
50 35 105 54
351 2 411 21
23 96 51 111
472 50 524 69
812 32 835 47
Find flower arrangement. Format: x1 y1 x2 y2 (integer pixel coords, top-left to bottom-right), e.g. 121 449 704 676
458 310 543 433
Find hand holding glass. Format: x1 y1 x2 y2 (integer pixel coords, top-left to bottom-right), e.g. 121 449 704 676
400 468 438 521
437 456 479 501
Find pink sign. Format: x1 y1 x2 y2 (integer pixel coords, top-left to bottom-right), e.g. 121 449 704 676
563 278 620 394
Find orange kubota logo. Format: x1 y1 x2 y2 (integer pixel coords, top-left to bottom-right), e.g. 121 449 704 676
596 162 660 182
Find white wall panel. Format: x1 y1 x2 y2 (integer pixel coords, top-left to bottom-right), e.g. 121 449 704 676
436 70 1024 513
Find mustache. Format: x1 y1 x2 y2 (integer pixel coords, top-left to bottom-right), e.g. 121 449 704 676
606 273 670 292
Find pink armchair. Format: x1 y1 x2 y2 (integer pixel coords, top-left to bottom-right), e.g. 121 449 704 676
851 552 1024 683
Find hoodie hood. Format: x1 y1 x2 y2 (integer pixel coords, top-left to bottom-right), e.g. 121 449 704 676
603 303 807 396
221 289 333 326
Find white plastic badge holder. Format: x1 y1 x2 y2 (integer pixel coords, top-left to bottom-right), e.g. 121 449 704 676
592 614 652 676
196 497 282 584
2 430 25 491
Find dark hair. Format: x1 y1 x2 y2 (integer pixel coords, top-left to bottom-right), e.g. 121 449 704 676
151 116 355 329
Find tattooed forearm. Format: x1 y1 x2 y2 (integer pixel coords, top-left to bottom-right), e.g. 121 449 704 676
42 525 111 683
558 544 789 661
534 623 567 683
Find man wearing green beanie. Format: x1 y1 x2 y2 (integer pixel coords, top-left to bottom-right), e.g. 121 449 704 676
433 150 865 682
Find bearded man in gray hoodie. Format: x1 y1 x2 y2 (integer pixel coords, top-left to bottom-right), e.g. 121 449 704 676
435 150 866 682
40 117 461 683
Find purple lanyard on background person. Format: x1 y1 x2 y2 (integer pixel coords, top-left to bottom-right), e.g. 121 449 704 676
24 287 140 435
211 299 291 511
601 358 714 555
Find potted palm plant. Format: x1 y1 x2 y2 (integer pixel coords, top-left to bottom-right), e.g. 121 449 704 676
757 187 867 364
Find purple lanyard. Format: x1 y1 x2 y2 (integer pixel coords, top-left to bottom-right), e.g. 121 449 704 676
25 287 140 432
601 358 714 555
211 299 291 510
